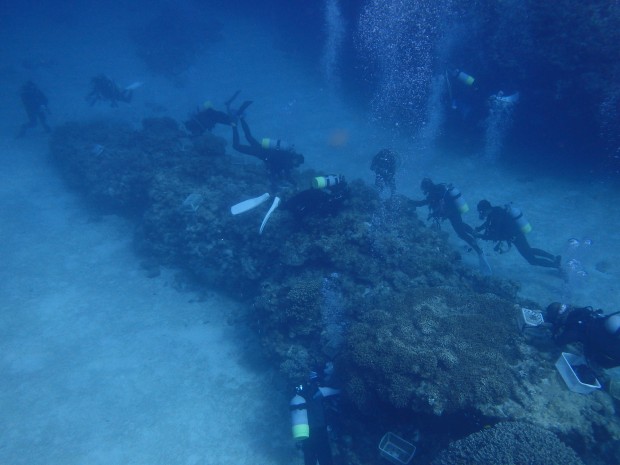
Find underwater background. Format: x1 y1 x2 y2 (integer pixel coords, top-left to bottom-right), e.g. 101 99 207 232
1 1 619 464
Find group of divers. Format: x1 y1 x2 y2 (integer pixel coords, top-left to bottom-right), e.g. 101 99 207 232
16 76 620 465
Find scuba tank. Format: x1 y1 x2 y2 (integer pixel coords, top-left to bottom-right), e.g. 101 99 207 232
290 392 310 440
507 205 532 234
455 69 475 86
312 174 344 190
447 186 469 214
261 138 292 151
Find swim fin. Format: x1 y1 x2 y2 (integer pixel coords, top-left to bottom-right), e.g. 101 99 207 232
225 90 241 107
231 193 270 215
235 100 253 117
259 196 280 234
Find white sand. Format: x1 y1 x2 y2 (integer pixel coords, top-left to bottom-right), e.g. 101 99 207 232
1 6 619 465
0 140 294 464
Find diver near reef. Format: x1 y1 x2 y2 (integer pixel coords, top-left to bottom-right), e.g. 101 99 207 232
475 199 561 269
445 68 520 118
413 178 491 275
290 369 340 465
17 81 51 138
86 74 134 107
231 104 305 190
545 303 620 370
230 174 349 234
184 90 241 136
370 149 399 197
283 175 349 220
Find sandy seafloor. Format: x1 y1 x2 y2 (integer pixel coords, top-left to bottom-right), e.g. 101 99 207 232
1 6 619 465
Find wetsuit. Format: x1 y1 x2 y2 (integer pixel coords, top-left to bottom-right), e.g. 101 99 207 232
184 107 232 135
414 183 482 254
232 117 304 187
477 206 558 268
86 75 132 107
552 307 620 369
18 81 50 137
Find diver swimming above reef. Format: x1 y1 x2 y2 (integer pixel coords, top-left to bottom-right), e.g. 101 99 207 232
16 80 51 138
413 177 491 275
231 103 304 190
370 148 399 197
230 174 349 234
86 74 136 107
183 90 242 136
475 199 561 270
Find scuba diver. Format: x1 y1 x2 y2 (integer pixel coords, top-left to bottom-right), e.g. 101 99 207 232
283 175 349 220
413 178 491 275
17 81 51 138
86 74 133 107
183 90 243 136
370 149 399 197
290 368 340 465
475 199 561 269
231 105 304 190
230 175 349 234
545 303 620 370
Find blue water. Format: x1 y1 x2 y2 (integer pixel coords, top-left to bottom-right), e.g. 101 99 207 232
1 1 619 464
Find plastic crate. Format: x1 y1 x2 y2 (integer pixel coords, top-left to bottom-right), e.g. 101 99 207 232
379 432 416 465
555 352 601 394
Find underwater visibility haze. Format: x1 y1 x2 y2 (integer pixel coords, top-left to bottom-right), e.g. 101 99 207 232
1 1 620 464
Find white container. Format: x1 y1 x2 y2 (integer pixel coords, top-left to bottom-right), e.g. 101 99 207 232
555 352 601 394
379 432 416 465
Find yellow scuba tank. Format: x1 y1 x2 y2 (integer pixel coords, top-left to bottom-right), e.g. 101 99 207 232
508 205 532 234
290 393 309 440
261 138 292 151
312 174 344 189
448 186 469 214
456 70 475 86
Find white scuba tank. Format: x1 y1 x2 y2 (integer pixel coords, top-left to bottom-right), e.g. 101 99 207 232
448 186 469 214
290 394 309 440
507 205 532 234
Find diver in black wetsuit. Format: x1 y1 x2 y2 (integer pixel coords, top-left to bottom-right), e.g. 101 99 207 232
86 75 132 107
413 178 491 274
232 105 304 189
184 91 243 136
475 199 560 269
413 178 481 253
546 303 620 369
370 149 398 197
17 81 50 137
184 102 232 136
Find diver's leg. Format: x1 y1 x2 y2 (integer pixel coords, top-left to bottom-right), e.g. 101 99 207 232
239 117 260 148
514 237 555 267
451 216 482 254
